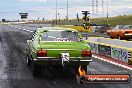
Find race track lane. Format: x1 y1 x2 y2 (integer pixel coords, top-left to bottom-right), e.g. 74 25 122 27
0 25 132 88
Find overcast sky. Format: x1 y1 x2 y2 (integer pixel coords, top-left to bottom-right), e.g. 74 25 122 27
0 0 132 20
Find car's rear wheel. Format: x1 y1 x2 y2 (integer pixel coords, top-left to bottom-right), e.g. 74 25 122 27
32 62 42 77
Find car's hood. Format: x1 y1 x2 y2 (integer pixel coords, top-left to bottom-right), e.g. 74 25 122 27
37 41 91 50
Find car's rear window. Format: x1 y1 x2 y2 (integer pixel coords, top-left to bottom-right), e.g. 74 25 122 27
41 30 80 42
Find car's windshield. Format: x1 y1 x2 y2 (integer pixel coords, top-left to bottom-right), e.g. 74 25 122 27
41 30 80 42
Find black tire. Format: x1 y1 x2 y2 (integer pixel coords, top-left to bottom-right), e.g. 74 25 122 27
32 62 42 77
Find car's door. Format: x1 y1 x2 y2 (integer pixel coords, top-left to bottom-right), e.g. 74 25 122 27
110 27 121 38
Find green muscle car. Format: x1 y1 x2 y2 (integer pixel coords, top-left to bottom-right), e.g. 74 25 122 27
26 27 92 77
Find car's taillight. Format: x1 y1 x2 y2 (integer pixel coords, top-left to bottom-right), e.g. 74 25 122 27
82 50 92 57
37 50 47 57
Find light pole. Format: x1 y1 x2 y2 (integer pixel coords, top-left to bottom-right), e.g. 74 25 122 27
58 13 60 21
107 0 109 18
102 0 104 18
92 0 95 19
67 0 68 20
56 0 58 25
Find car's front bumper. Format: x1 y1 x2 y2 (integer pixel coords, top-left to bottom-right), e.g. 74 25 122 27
33 57 92 66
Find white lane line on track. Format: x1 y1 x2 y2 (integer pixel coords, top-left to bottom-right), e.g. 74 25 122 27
26 30 30 32
22 29 26 30
92 55 132 70
9 26 33 33
30 31 33 33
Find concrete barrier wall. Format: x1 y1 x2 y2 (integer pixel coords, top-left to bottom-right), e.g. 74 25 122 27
88 42 98 54
87 40 132 64
98 44 111 57
111 46 131 63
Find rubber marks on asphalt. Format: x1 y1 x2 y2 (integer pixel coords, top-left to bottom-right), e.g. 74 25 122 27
92 55 132 70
